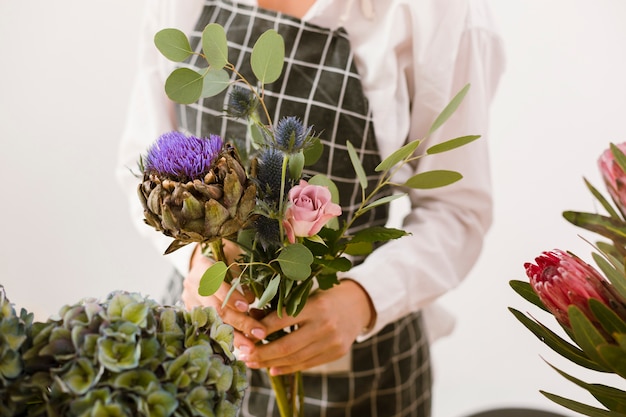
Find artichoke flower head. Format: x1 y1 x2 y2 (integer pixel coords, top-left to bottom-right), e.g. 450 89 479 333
138 131 257 254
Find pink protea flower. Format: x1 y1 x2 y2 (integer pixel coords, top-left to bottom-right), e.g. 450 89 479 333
598 142 626 217
525 249 626 329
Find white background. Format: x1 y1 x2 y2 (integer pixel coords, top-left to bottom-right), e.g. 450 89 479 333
1 1 625 416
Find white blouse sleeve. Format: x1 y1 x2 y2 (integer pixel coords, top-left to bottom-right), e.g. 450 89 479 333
342 0 506 340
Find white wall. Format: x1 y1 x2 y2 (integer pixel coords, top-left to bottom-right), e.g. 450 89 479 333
1 1 625 416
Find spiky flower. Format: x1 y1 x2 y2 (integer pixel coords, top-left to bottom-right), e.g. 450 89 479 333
139 132 257 253
526 249 626 329
598 142 626 218
273 116 313 154
226 86 259 119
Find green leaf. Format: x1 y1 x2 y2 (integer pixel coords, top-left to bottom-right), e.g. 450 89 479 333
303 138 324 166
314 257 352 273
154 28 192 62
590 298 626 336
257 275 280 308
598 344 626 380
288 152 305 180
277 244 313 280
198 262 228 296
563 211 626 245
427 83 470 136
316 274 340 290
375 140 420 172
585 177 621 220
611 143 626 177
201 23 228 70
541 390 626 417
286 279 313 317
164 68 203 104
508 307 608 372
546 361 626 413
361 194 407 213
569 305 611 369
350 226 409 244
404 170 462 189
201 68 230 98
251 29 285 84
509 280 549 313
592 252 626 301
344 241 373 256
347 141 368 190
426 135 481 154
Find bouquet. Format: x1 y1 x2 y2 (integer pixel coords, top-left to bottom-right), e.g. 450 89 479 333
140 23 479 417
511 142 626 416
0 286 246 417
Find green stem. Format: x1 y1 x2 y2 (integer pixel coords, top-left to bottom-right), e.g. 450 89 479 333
269 371 292 417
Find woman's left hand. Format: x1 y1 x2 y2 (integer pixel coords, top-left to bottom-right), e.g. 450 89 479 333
236 279 375 375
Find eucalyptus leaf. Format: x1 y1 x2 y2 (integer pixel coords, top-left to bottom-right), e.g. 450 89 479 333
277 244 313 280
201 23 229 70
314 257 352 273
404 170 462 189
427 83 470 136
198 262 228 296
426 135 481 155
375 140 420 172
288 152 305 180
303 137 324 166
201 68 230 98
362 194 407 213
154 28 192 62
344 241 373 256
347 141 368 190
164 68 203 104
257 275 280 308
509 280 549 312
251 29 284 84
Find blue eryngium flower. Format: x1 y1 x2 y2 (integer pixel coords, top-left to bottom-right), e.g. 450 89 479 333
226 86 258 119
256 148 288 200
144 132 223 181
274 116 312 153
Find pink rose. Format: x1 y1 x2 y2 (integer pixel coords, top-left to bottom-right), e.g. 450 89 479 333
283 180 342 244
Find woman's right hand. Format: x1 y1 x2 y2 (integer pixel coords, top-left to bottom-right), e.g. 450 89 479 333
181 243 268 352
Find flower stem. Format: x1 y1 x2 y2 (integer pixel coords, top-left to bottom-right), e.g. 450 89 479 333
269 371 292 417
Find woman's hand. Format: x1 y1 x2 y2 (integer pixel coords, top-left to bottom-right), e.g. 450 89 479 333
181 243 269 350
237 279 376 375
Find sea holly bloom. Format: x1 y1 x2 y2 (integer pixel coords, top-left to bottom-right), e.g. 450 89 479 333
525 249 626 328
283 180 341 244
273 116 313 154
598 142 626 217
138 131 257 252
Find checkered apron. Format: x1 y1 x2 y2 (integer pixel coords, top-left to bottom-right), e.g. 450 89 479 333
165 1 432 415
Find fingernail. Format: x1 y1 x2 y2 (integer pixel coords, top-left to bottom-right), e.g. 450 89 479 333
245 361 260 369
238 345 250 354
235 300 248 312
251 328 266 339
270 367 284 376
238 353 249 361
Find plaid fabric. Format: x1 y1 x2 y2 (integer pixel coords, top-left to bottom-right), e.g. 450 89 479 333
165 1 433 415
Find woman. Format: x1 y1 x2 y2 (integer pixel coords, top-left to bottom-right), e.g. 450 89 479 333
117 0 505 415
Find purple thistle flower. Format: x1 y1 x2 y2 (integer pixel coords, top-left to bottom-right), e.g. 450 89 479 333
144 131 224 181
274 116 312 153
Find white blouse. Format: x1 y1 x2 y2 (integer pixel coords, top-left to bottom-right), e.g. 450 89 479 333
116 0 505 344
